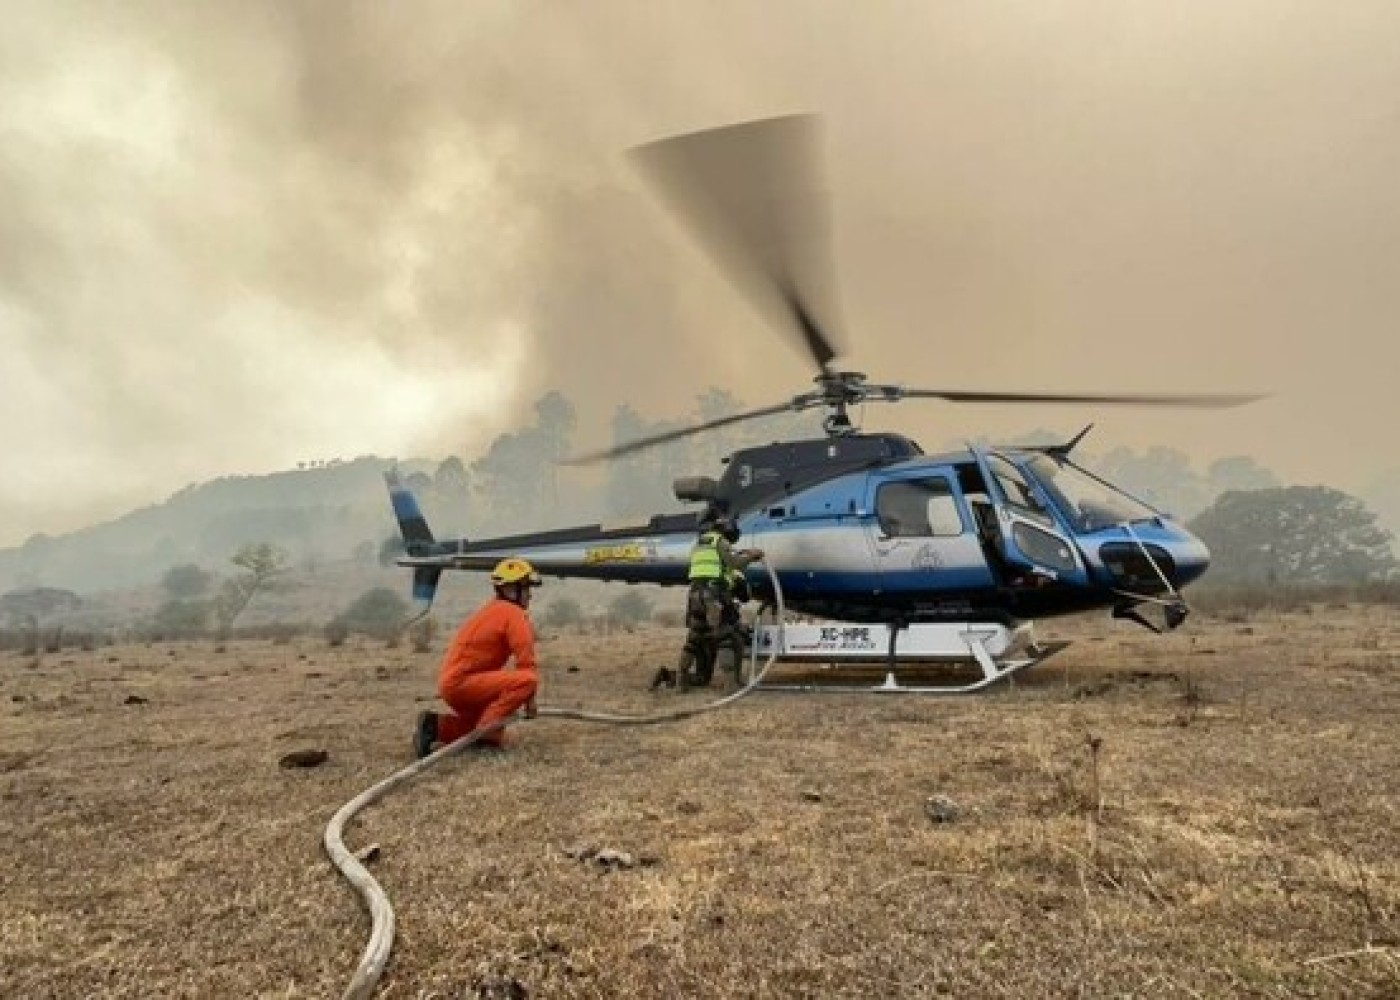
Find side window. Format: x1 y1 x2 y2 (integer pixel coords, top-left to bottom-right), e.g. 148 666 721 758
877 479 964 537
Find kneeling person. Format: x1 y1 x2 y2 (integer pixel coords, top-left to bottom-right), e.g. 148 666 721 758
414 558 541 758
677 517 763 690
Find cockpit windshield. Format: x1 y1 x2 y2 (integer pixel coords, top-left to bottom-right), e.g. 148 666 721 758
1022 454 1159 532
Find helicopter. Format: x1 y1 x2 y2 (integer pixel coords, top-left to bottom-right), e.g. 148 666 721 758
387 115 1260 686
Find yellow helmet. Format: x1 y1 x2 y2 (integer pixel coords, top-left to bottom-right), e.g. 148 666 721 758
490 557 542 587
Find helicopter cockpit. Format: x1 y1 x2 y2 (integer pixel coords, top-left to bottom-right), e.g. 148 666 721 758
1019 454 1160 532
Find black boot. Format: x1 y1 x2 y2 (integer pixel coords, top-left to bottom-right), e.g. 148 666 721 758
413 711 438 759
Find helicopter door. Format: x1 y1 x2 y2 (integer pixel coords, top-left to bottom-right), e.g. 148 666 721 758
969 448 1088 587
865 473 995 593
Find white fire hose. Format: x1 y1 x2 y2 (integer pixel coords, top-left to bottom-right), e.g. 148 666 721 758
324 562 786 1000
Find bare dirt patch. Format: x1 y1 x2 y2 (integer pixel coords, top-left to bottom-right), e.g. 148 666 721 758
2 607 1397 997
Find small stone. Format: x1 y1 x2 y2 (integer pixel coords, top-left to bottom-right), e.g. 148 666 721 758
801 790 823 803
123 695 149 706
566 665 580 673
592 848 636 871
278 749 328 769
676 800 702 816
925 794 960 824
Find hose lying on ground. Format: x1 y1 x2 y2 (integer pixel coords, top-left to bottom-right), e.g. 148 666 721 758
324 565 786 1000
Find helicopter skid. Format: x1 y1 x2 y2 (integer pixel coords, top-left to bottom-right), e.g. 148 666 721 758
749 621 1068 694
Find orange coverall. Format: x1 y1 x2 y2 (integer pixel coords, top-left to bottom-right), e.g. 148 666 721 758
436 598 539 747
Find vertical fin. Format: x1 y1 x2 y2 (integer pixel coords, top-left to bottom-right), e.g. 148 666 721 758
384 469 436 555
408 566 444 623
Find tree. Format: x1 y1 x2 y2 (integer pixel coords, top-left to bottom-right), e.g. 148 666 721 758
433 455 471 511
534 390 577 513
470 392 580 531
162 564 213 600
1207 456 1279 496
1364 467 1400 539
0 587 80 624
604 404 689 518
1097 446 1210 519
1189 486 1399 585
0 587 80 655
211 543 289 640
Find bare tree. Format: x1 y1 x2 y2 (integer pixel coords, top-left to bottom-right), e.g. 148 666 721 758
211 543 288 641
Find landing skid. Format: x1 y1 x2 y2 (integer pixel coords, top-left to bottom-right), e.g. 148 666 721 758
747 620 1069 693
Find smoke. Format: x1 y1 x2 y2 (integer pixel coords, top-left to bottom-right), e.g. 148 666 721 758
3 2 1399 547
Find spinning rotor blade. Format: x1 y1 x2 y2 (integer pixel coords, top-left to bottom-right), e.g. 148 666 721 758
631 114 843 374
885 389 1265 408
562 400 797 465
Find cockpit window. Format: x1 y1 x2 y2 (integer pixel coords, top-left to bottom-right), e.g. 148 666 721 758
1023 454 1158 532
986 455 1054 525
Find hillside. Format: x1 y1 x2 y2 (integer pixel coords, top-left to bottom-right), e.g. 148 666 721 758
0 457 436 594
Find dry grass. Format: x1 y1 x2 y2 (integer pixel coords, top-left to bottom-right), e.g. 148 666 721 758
2 605 1398 998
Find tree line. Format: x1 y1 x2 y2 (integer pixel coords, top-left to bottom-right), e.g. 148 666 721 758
2 386 1395 603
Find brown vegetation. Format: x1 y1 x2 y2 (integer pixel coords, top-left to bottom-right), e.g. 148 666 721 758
1 604 1397 997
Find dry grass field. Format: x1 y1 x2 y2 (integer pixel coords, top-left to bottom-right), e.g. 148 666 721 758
2 604 1397 998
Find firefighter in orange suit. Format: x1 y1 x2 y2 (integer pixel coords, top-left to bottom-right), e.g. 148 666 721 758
413 558 541 758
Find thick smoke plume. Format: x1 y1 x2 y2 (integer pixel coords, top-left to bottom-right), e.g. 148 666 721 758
2 2 1399 546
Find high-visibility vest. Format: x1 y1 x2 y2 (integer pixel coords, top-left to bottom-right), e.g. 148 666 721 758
688 532 724 581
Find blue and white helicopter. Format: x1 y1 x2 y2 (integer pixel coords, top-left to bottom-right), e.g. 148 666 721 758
387 116 1259 689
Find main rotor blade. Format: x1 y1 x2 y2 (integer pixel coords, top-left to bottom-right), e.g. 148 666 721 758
562 401 797 465
631 115 844 374
890 389 1266 407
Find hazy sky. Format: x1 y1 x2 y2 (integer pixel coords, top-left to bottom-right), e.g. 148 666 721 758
3 1 1399 548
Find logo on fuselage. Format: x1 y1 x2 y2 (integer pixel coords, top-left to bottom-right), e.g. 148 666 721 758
583 541 656 564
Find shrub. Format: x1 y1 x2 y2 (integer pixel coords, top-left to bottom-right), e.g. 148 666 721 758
152 599 211 639
652 609 684 629
539 597 585 631
339 587 410 640
607 590 654 630
325 618 350 647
